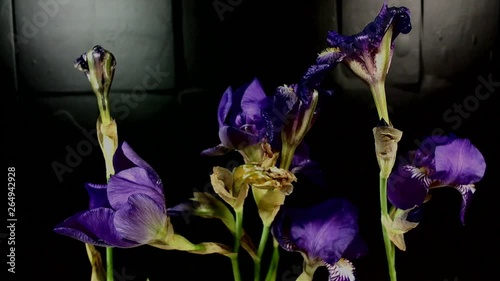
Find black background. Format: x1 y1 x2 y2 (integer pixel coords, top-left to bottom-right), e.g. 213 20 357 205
3 1 500 281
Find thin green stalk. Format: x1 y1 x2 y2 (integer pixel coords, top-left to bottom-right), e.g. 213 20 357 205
264 238 280 281
380 175 397 281
254 225 271 281
106 247 114 281
232 209 244 281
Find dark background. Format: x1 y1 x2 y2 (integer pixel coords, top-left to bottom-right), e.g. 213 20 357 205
3 0 500 280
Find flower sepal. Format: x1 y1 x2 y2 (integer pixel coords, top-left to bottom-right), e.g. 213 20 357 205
150 233 233 257
373 123 402 179
381 207 419 251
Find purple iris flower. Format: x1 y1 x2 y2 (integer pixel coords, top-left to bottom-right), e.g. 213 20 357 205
201 78 273 156
54 142 170 247
326 2 411 85
388 136 486 224
272 198 367 281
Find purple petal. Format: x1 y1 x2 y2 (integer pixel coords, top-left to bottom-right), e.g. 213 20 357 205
342 234 368 261
413 135 456 167
274 198 363 265
107 167 165 211
113 142 157 177
327 3 411 55
114 194 169 244
218 125 260 150
85 183 110 209
54 208 136 247
200 144 232 156
217 86 234 127
388 165 430 210
240 78 269 117
290 143 325 186
432 139 486 185
454 184 476 225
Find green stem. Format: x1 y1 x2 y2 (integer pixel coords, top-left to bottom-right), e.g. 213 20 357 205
232 209 244 281
380 175 397 281
254 224 271 281
106 247 114 281
264 238 280 281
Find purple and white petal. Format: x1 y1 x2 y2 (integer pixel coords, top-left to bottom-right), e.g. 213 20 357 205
454 184 476 225
107 167 165 211
326 259 356 281
388 165 430 210
114 194 169 244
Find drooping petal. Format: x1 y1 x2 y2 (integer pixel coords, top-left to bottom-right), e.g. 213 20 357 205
326 258 356 281
85 183 111 209
54 208 136 248
114 194 170 245
454 184 476 224
388 165 430 210
273 198 364 265
107 167 165 211
432 138 486 185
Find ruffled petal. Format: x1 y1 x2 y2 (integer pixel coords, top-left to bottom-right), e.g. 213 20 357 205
114 194 170 244
54 208 136 247
432 138 486 185
388 165 430 210
285 198 362 265
107 167 165 211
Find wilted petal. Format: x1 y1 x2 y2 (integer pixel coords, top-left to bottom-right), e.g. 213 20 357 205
381 208 419 251
326 259 356 281
290 142 325 186
114 194 170 245
107 167 165 211
85 183 111 209
252 188 286 226
432 138 486 185
388 165 430 210
454 184 476 224
54 208 135 248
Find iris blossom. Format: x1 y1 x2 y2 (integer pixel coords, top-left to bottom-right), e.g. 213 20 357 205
201 78 273 163
272 198 367 281
326 2 411 123
54 142 172 247
388 136 486 224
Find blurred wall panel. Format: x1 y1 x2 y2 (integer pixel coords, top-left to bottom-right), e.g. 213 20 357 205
13 0 175 93
1 0 17 92
421 0 499 85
